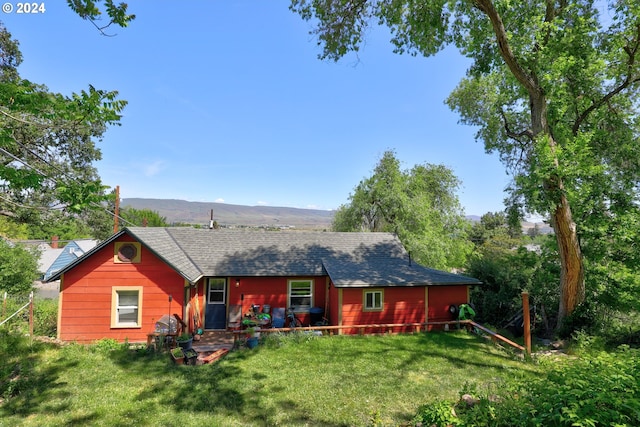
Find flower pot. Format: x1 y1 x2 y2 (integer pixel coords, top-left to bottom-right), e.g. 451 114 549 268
177 338 193 350
246 337 259 349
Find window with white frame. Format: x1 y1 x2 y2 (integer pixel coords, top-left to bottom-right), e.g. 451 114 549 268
207 278 226 304
111 287 143 328
288 279 313 312
363 289 383 311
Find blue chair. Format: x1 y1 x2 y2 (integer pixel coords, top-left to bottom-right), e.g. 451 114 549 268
271 307 285 328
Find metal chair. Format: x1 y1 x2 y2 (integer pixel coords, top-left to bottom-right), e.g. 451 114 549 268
271 307 285 328
227 304 242 331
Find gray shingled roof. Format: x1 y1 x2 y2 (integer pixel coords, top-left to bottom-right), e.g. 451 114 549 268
125 227 480 287
46 227 481 287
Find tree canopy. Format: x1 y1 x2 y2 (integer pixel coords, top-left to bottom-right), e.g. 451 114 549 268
333 151 472 270
0 23 126 238
119 207 169 228
291 0 640 326
0 238 39 295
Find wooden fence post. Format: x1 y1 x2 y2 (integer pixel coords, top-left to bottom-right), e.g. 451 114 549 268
522 292 531 356
29 291 34 339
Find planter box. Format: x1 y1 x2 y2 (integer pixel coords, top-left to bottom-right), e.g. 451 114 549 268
170 347 185 365
184 348 198 365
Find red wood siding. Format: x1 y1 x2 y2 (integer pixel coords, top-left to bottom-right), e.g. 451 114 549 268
427 285 470 330
339 287 426 334
59 236 186 344
198 276 328 326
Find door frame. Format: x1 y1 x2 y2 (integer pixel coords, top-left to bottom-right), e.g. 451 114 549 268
204 277 228 330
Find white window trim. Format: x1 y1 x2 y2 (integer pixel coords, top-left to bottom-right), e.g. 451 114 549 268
288 279 313 313
207 278 226 305
363 289 384 312
111 286 143 328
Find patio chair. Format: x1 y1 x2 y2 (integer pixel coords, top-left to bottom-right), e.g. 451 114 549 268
271 307 285 328
227 304 242 331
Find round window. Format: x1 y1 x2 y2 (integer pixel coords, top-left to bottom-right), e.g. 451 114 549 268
118 244 137 262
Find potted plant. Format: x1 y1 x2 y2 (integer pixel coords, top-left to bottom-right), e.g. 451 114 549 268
245 327 259 349
176 332 193 350
183 348 198 365
170 347 185 365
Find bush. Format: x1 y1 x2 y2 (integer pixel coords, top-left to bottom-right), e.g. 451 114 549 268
442 348 640 426
33 298 58 337
557 299 600 338
412 401 460 427
0 240 39 295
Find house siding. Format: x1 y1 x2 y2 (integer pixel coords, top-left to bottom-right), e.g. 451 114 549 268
58 236 186 344
339 287 426 334
197 276 328 327
426 285 470 330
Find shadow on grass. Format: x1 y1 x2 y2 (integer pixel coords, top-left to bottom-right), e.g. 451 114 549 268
1 331 535 426
1 337 77 418
111 346 354 426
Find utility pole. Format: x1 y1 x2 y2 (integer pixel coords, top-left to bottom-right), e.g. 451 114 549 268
114 185 120 233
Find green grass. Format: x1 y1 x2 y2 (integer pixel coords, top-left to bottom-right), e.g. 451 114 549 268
1 331 538 426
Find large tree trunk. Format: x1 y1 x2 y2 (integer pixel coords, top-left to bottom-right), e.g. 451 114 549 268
480 0 586 328
552 192 585 327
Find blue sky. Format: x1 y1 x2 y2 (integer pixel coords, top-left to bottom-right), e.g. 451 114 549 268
3 1 511 215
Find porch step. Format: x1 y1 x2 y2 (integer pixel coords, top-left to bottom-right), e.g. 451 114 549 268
192 331 234 352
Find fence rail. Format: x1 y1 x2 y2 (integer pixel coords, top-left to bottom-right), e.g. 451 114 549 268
232 319 527 353
232 319 472 338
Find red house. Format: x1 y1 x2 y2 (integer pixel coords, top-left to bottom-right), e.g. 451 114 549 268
49 227 481 344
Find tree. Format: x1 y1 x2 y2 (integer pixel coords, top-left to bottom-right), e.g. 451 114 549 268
468 211 519 247
0 238 39 295
290 1 640 327
333 151 472 270
119 207 169 228
67 0 135 36
0 23 126 229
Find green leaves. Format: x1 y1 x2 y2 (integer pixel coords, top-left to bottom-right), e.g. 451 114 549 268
333 150 472 270
0 239 39 295
67 0 135 35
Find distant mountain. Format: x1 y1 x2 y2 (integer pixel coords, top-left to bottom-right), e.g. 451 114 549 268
121 198 335 229
121 198 552 234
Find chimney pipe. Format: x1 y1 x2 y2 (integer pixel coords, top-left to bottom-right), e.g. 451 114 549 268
51 236 59 249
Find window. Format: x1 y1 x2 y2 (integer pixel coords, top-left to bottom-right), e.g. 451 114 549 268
111 287 143 328
207 278 226 304
288 279 313 312
363 289 383 311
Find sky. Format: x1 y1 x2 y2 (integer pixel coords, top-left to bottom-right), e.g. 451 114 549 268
2 1 513 216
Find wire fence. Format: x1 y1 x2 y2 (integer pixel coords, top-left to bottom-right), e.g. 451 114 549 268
1 292 58 338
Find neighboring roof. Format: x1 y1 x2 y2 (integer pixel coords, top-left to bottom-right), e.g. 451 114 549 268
38 246 63 274
43 239 99 281
48 227 481 287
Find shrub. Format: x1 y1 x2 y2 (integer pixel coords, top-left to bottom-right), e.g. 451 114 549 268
445 348 640 426
412 401 460 427
0 240 39 295
33 298 58 337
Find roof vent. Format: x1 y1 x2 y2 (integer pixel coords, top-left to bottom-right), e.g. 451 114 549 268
114 242 141 263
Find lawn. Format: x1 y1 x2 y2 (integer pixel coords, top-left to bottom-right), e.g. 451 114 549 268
1 331 538 426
